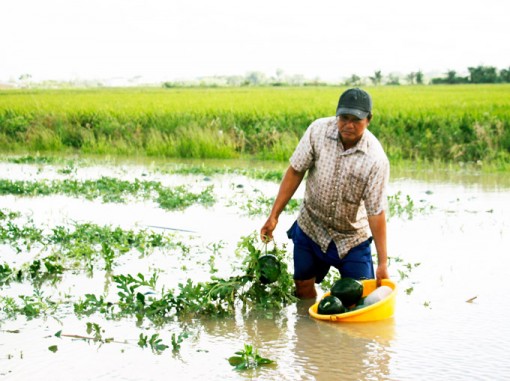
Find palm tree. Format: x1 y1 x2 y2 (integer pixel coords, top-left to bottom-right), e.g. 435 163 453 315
369 70 382 85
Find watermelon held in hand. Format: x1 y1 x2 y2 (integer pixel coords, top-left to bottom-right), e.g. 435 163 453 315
258 254 281 284
317 295 346 315
330 278 363 307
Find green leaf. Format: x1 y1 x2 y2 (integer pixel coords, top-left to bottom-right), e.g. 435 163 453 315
48 345 58 353
235 363 248 370
138 333 148 348
155 344 169 352
54 330 62 338
228 356 244 366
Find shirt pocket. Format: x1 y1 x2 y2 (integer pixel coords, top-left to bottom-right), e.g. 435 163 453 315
342 173 366 205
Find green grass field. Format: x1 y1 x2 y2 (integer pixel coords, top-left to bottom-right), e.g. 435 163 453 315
1 85 509 167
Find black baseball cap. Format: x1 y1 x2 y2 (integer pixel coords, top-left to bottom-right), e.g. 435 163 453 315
336 88 372 119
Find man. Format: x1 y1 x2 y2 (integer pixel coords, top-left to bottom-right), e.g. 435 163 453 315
260 88 390 299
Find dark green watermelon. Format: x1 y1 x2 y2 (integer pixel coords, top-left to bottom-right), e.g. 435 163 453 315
330 278 363 307
258 254 281 284
317 295 346 315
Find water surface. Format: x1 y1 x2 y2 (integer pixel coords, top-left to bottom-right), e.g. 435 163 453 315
1 159 509 380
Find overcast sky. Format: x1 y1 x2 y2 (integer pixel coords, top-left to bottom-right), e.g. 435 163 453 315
1 0 509 83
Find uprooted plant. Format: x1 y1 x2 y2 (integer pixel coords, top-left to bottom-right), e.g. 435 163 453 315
71 232 297 324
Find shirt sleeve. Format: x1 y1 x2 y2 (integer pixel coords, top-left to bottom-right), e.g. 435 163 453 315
362 158 390 216
289 122 315 172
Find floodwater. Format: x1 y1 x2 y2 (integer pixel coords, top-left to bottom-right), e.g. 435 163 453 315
1 158 510 381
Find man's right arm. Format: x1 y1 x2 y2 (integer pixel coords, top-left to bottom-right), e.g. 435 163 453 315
260 165 306 242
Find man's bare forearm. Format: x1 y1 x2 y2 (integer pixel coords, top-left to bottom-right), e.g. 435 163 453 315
260 165 305 241
368 211 389 283
269 165 305 219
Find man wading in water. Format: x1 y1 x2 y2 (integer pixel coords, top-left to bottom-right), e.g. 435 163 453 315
260 88 390 299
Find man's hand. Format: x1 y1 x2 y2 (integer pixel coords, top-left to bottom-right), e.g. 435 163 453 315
376 263 389 287
260 216 278 242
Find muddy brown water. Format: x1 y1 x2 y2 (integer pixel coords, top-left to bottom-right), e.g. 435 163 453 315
1 159 509 380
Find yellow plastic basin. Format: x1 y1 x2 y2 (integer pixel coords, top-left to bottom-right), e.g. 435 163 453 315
309 279 397 323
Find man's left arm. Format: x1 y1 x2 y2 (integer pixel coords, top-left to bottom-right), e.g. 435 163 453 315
368 211 389 286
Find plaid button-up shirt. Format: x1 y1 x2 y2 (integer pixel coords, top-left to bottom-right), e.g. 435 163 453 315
290 116 389 257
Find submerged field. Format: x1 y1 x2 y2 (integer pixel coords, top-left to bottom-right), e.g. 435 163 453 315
1 156 509 380
1 85 509 167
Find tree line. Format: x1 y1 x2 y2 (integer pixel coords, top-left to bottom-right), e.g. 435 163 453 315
332 65 510 86
7 65 510 89
162 65 510 88
430 66 510 84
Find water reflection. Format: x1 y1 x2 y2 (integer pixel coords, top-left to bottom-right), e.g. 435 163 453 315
391 166 510 190
291 299 395 381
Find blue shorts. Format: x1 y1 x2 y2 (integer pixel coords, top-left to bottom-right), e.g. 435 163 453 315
287 221 374 283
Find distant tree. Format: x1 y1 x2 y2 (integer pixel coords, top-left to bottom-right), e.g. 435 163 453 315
386 74 400 86
344 74 362 86
162 81 177 88
500 67 510 83
468 65 499 83
270 68 287 86
415 70 424 84
431 70 468 84
244 71 268 86
303 77 327 86
18 73 32 81
446 70 458 84
226 75 244 86
296 74 308 85
406 72 416 85
275 68 285 81
18 73 32 88
369 70 383 86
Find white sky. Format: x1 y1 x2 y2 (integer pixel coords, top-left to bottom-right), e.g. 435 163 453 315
1 0 509 82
